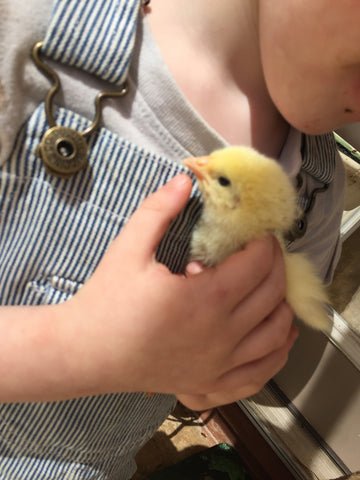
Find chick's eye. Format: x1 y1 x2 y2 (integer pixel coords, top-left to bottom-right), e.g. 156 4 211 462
218 176 231 187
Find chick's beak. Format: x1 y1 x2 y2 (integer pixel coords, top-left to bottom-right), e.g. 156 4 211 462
183 156 210 180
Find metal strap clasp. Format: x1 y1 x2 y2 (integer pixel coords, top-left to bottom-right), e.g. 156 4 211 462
32 41 128 178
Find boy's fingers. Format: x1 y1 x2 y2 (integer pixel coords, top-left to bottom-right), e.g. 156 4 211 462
185 261 206 275
176 329 297 410
120 175 193 264
228 238 288 331
197 236 280 309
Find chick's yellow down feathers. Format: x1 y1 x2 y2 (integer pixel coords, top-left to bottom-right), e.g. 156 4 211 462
184 146 329 331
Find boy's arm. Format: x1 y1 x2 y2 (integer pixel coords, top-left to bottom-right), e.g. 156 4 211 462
0 176 297 408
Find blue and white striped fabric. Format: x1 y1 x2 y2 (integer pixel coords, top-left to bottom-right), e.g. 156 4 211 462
301 132 336 185
1 104 201 306
42 0 141 85
0 393 176 479
0 102 201 479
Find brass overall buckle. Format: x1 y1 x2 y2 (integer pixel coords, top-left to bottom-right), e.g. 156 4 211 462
32 41 128 178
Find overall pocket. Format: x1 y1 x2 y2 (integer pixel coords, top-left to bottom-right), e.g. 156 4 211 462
0 104 201 306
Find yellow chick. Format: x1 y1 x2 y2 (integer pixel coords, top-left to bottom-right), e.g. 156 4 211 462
184 146 330 331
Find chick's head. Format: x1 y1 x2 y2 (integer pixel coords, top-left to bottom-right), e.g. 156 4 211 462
184 146 297 239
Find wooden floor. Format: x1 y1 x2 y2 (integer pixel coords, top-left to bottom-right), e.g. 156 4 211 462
133 403 297 480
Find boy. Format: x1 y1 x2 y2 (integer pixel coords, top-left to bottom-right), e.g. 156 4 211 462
0 0 356 477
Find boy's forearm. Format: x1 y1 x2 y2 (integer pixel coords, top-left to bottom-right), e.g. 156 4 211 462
0 303 101 402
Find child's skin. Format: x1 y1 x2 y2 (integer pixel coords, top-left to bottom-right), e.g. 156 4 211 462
258 0 360 135
2 0 360 410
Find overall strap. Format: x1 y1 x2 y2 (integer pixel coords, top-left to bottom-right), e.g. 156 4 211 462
32 0 143 177
41 0 142 86
301 132 337 185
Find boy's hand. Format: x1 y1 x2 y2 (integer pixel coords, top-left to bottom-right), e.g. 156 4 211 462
65 175 297 408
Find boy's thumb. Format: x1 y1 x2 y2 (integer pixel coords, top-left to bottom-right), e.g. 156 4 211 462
121 174 193 264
